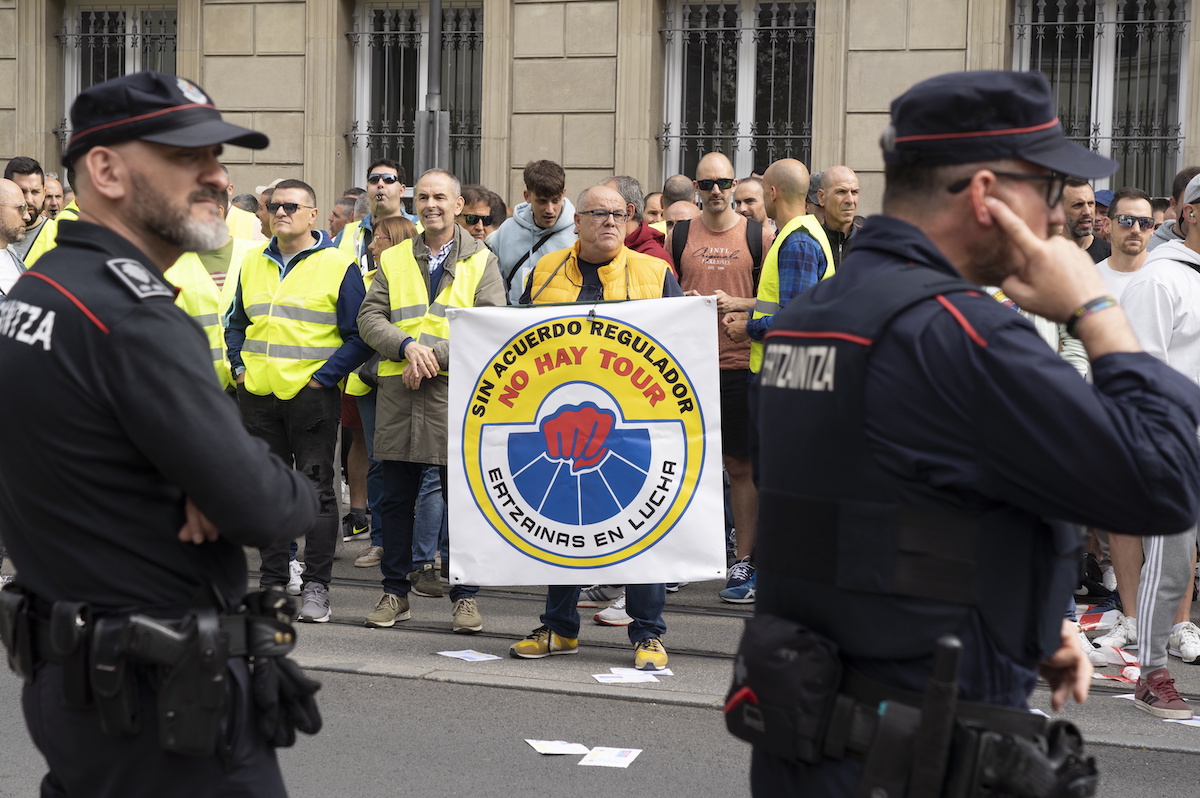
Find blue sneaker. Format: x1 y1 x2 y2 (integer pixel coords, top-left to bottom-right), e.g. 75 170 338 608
720 572 756 604
1092 589 1122 615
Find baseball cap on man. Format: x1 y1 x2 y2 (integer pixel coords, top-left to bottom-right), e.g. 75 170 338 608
1181 174 1200 207
1094 189 1114 208
64 71 268 167
881 71 1116 180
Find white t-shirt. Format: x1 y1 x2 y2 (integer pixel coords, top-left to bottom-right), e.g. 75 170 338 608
1095 258 1139 302
1122 241 1200 386
0 246 25 297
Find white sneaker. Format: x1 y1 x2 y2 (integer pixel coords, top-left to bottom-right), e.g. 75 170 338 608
1078 629 1106 667
1094 615 1138 651
594 593 632 626
1169 622 1200 663
1101 566 1117 592
287 560 304 596
578 584 624 607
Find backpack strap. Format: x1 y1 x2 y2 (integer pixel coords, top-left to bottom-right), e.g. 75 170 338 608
670 218 692 281
746 218 764 291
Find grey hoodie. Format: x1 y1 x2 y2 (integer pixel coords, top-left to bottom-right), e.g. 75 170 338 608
1147 217 1185 252
488 198 578 304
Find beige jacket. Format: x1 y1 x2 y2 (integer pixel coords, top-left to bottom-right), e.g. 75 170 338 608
358 224 506 463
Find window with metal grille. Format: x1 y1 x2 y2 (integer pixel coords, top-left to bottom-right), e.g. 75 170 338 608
56 4 177 147
1011 0 1189 196
347 3 483 186
660 1 815 179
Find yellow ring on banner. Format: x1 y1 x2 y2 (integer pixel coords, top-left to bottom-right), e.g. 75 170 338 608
462 312 706 568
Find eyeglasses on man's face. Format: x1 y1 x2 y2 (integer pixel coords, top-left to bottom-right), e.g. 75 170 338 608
266 202 314 215
1113 214 1155 230
579 209 629 224
947 170 1068 208
696 178 734 191
459 213 494 226
367 174 400 185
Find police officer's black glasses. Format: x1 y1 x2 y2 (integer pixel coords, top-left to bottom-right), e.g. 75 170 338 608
459 213 494 226
697 178 735 191
947 171 1067 207
367 174 400 184
1114 214 1156 230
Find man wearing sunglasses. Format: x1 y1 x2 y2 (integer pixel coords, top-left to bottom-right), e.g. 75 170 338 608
742 70 1200 795
1115 173 1200 718
338 159 420 274
456 184 495 241
227 179 373 624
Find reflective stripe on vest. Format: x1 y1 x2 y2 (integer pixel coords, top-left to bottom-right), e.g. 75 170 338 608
166 239 264 389
749 215 836 373
376 239 491 378
240 246 353 400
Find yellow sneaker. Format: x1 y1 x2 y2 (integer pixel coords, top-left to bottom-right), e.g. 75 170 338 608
509 626 578 659
634 637 668 671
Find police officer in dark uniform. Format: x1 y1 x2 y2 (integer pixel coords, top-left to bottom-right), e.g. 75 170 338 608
727 72 1200 796
0 72 320 797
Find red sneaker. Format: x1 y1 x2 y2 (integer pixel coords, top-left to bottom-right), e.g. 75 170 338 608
1134 667 1193 719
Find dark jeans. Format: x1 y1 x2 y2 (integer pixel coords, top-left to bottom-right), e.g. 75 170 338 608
23 659 286 798
379 460 477 602
542 584 667 644
355 391 386 547
239 384 339 588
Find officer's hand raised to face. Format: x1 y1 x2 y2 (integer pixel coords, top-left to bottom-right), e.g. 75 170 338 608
987 197 1140 359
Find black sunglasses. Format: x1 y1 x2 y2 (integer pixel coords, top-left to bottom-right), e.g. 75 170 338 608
460 213 494 226
697 178 735 191
947 170 1067 207
367 174 400 185
1113 214 1156 230
266 202 313 214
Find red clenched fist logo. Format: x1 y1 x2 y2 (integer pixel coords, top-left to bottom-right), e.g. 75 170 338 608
541 403 615 473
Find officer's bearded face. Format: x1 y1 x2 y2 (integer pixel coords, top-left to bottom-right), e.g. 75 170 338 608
129 169 228 253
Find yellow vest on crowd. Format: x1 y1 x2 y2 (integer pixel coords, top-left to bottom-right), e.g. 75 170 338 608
376 239 490 378
23 201 81 267
749 214 835 373
528 243 668 305
344 266 378 397
338 219 362 267
226 205 265 242
165 238 264 389
240 246 354 400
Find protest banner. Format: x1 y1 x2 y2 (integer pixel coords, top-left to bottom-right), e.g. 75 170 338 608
447 297 726 585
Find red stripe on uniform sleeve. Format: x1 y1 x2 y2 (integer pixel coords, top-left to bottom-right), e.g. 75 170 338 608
24 271 111 334
765 329 873 346
935 294 986 347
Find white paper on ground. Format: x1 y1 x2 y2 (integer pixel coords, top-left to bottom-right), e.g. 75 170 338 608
1163 717 1200 726
436 649 502 661
611 667 674 677
593 672 659 684
579 747 642 767
525 739 592 755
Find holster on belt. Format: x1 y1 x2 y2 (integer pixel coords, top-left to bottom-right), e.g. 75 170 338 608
0 586 33 680
49 601 91 706
90 616 139 738
156 605 229 756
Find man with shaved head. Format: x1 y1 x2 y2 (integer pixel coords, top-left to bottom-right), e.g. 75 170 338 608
662 173 696 208
666 152 774 603
0 177 31 298
664 200 700 235
817 165 860 269
722 159 833 602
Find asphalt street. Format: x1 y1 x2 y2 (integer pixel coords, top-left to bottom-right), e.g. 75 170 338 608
4 545 1200 796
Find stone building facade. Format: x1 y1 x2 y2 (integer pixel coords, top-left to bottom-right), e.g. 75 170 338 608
3 0 1197 214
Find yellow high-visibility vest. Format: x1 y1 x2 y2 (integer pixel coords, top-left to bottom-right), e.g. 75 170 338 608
23 201 81 267
528 243 668 304
240 246 355 400
165 238 264 389
376 239 490 378
749 214 835 373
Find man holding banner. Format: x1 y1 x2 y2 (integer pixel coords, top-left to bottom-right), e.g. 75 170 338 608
509 184 683 671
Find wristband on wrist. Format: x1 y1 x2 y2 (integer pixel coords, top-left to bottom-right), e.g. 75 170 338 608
1065 295 1117 337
